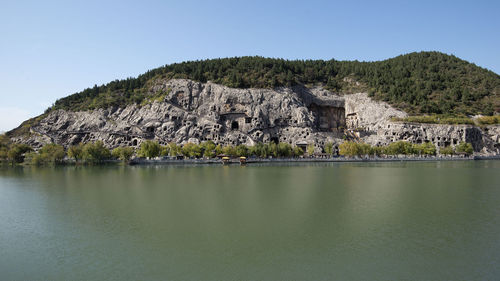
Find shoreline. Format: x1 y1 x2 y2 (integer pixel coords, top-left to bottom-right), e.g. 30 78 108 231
3 155 499 168
129 155 500 165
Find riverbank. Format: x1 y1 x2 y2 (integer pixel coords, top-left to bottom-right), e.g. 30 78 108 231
3 155 498 167
128 155 500 165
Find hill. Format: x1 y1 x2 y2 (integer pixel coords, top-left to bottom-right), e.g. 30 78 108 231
50 51 500 116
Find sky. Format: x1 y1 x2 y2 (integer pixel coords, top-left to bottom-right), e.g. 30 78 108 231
0 0 499 132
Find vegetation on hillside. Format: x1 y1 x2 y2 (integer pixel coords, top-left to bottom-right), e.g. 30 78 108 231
476 115 500 125
392 114 500 125
392 115 475 125
49 52 500 116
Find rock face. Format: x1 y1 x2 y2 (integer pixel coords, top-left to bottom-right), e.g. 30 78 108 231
344 93 500 155
11 79 500 155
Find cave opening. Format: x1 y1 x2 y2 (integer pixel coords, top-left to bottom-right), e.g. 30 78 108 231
231 121 239 131
308 104 346 131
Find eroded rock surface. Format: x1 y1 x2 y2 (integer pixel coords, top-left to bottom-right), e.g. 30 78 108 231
11 79 500 155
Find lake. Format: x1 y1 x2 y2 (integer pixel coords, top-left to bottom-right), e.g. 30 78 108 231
1 161 499 280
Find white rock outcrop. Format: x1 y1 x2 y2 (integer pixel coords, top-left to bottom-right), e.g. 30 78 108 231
11 79 500 155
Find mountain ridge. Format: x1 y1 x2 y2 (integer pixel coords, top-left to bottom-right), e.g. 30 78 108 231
47 51 499 117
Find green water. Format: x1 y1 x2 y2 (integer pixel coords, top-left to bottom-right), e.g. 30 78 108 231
1 161 499 280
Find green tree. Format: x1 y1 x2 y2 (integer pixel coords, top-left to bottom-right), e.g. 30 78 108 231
339 141 360 157
82 141 112 163
456 142 473 155
43 143 65 162
168 142 181 157
137 140 161 158
112 146 135 162
201 141 216 158
414 142 437 155
370 146 384 156
215 144 223 156
385 141 414 155
222 145 237 157
440 146 455 155
7 143 33 163
338 141 374 157
324 142 334 155
235 144 249 157
268 142 278 158
293 146 304 157
0 147 8 161
182 143 202 158
30 143 66 164
68 143 84 162
359 143 372 155
249 142 266 158
277 142 293 157
0 134 10 161
0 134 11 149
306 144 315 156
160 145 170 156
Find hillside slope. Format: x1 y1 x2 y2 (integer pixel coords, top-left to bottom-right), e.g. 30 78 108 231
7 79 500 155
6 52 500 155
50 51 500 116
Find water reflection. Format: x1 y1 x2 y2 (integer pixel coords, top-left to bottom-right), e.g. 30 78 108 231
0 161 499 280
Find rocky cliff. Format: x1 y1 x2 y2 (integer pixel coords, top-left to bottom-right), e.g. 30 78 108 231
10 79 500 155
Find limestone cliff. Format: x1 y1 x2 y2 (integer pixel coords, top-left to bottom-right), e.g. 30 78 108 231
10 79 500 155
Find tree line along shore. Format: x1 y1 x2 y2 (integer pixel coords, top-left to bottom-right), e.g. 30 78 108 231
0 134 474 166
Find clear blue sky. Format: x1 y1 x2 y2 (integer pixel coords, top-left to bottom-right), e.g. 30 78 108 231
1 0 499 131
